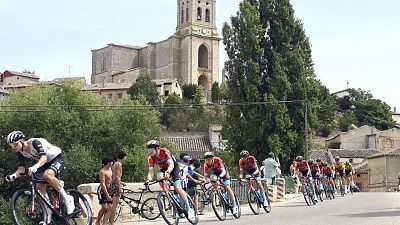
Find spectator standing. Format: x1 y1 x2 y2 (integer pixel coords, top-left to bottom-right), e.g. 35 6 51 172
262 152 280 185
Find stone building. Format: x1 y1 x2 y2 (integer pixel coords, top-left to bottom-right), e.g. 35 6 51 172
367 148 400 192
91 0 220 99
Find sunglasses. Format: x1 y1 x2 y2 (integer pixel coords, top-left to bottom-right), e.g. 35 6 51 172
9 141 20 149
147 148 156 154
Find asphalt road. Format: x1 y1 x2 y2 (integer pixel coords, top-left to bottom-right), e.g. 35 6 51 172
117 192 400 225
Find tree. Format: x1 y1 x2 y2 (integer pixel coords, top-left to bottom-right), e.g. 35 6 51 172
182 84 198 101
211 82 220 103
127 74 160 105
339 110 358 131
336 88 395 130
222 0 334 171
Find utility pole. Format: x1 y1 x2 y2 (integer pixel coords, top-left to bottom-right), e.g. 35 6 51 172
65 65 73 77
304 100 309 159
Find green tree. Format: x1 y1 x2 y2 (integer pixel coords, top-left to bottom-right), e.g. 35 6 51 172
182 84 198 101
127 74 160 105
211 82 220 103
339 110 358 131
222 0 334 171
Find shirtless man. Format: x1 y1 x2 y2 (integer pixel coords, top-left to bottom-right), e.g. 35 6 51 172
96 156 113 225
108 151 127 225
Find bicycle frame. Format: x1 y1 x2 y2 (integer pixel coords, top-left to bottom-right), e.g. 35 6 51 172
120 181 156 214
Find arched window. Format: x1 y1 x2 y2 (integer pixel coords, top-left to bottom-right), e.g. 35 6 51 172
181 9 184 23
186 7 189 21
102 58 106 72
198 44 208 69
197 7 202 21
198 75 209 98
205 9 210 22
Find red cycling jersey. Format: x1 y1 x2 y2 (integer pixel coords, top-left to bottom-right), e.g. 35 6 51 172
148 148 174 169
239 155 258 171
295 160 309 172
204 156 225 174
317 161 324 169
321 166 333 175
309 162 320 173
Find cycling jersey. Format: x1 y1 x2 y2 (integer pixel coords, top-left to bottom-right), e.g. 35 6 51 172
17 138 62 167
345 164 353 172
321 166 333 175
295 160 309 172
333 161 345 171
204 156 225 175
309 162 320 173
180 164 194 189
148 148 175 170
239 155 258 172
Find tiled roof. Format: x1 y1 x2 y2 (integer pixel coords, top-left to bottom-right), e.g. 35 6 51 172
209 124 222 131
329 149 381 159
309 149 333 164
7 70 40 79
82 83 131 91
0 88 9 94
162 132 212 159
3 83 33 88
367 148 400 159
354 160 368 174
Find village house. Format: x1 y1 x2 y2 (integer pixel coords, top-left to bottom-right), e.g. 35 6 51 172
367 148 400 192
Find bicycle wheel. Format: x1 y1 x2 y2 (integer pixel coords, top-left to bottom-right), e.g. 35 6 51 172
231 193 241 219
246 189 259 215
262 193 271 213
211 191 226 221
330 183 336 199
183 196 199 225
315 187 323 202
157 192 178 225
349 183 354 195
10 189 48 225
301 185 311 206
339 181 345 197
61 189 93 225
140 197 160 220
197 192 206 213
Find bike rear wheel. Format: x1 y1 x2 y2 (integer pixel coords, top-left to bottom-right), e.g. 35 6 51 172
60 189 93 225
183 196 199 225
301 185 311 206
197 192 207 213
141 197 160 220
157 192 179 225
211 191 226 221
262 193 271 213
10 189 48 225
231 193 241 219
246 190 259 215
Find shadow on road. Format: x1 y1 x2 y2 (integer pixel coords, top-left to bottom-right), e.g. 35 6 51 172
336 210 400 218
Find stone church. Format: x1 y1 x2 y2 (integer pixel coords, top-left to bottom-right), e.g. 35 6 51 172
90 0 220 99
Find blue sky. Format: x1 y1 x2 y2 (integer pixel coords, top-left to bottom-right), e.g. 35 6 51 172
0 0 398 109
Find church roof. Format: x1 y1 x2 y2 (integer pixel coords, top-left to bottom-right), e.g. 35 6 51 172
109 43 144 49
5 70 40 79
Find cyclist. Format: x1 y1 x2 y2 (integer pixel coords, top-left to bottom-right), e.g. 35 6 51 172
344 161 354 193
144 140 195 219
203 151 238 214
96 156 113 225
320 162 335 192
308 159 321 191
238 150 268 207
332 156 345 193
4 131 75 224
295 156 317 201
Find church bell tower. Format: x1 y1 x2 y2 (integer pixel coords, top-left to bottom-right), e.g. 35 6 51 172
176 0 220 100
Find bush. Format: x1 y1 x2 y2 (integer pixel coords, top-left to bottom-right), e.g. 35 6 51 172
327 142 341 149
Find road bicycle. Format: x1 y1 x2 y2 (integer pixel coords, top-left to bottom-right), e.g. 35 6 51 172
156 178 198 225
313 175 324 202
197 181 213 214
210 178 240 221
321 175 335 200
335 171 345 197
298 173 317 206
9 173 92 225
114 180 160 222
242 176 271 215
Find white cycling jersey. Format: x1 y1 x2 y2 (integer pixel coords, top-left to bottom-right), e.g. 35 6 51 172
17 138 62 166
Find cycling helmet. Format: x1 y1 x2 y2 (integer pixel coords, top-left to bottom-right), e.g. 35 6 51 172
240 150 249 157
334 156 340 161
307 159 314 165
204 152 214 159
146 140 160 148
6 131 25 144
316 158 321 163
345 161 349 165
322 162 328 167
295 156 303 162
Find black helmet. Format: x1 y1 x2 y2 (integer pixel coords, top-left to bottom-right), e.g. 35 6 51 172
146 140 160 148
307 159 314 165
240 150 249 157
316 158 321 163
345 161 349 165
322 162 328 167
6 131 25 144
